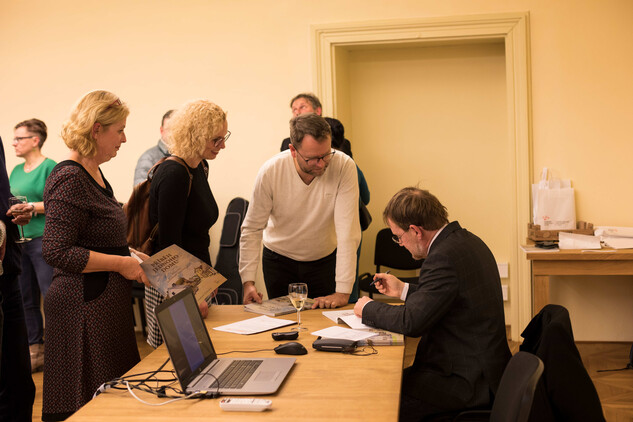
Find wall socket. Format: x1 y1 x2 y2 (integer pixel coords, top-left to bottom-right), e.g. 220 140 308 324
502 285 508 301
497 262 509 279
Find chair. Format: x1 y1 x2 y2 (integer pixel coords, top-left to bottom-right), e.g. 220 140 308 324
358 228 423 298
457 352 543 422
519 304 606 421
214 197 249 304
425 352 543 422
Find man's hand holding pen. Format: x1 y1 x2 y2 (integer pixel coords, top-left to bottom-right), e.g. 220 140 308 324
370 270 390 288
354 271 406 318
370 271 404 298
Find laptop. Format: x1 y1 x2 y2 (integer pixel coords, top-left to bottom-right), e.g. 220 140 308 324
155 288 295 395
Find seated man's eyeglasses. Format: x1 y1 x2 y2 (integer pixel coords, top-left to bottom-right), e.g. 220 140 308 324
295 149 336 166
392 228 411 245
212 130 231 147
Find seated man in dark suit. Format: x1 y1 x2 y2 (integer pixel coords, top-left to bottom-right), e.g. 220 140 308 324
354 187 511 421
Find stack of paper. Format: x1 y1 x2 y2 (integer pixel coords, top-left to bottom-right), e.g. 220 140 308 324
595 226 633 249
558 232 601 249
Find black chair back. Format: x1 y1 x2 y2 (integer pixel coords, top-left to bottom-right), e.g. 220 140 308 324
214 197 248 304
490 352 544 422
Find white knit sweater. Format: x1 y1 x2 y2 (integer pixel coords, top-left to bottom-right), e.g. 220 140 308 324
239 150 361 294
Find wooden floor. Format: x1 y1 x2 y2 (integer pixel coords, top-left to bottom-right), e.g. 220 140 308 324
31 333 633 421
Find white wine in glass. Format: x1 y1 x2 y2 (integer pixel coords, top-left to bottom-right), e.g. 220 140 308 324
9 195 32 243
288 283 308 332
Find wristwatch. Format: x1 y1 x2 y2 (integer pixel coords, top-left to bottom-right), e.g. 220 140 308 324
29 202 37 216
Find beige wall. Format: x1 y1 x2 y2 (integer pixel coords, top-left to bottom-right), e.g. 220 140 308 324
1 0 632 340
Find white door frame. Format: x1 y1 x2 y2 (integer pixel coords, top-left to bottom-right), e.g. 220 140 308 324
312 12 533 341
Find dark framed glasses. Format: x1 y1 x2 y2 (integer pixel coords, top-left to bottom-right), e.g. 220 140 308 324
295 149 336 166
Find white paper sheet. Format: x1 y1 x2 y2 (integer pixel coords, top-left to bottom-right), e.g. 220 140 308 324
520 245 560 253
602 236 633 249
311 326 376 341
558 232 601 250
595 226 633 238
322 310 353 323
212 315 295 335
322 310 372 330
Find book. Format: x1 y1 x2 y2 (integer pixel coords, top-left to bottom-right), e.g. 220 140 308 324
322 310 404 346
140 244 226 303
244 295 315 317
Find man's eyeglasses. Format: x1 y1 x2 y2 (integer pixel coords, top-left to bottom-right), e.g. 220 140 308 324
295 148 336 166
392 228 410 245
13 136 35 143
212 130 231 147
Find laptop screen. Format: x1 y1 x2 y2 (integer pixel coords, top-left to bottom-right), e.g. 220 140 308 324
155 288 217 388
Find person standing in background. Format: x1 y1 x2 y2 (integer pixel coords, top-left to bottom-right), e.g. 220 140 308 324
324 117 369 303
0 136 36 422
132 109 173 186
280 93 353 156
9 118 57 373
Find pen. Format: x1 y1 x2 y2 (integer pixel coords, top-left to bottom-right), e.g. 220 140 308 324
370 270 391 287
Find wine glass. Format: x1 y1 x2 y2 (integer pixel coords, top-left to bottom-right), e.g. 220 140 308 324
288 283 308 332
9 195 32 243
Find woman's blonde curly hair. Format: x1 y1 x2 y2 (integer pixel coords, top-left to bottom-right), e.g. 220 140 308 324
166 100 227 160
61 90 129 158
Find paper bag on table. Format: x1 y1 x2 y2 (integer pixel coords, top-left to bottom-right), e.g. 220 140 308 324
532 168 576 230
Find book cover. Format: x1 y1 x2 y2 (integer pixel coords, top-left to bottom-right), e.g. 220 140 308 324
244 295 315 317
140 244 226 303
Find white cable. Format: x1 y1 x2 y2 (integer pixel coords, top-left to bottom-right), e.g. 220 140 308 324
123 381 198 406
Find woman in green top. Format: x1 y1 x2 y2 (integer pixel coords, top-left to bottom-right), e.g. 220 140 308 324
9 118 57 373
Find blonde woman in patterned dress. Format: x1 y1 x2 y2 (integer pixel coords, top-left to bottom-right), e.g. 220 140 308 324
41 91 149 421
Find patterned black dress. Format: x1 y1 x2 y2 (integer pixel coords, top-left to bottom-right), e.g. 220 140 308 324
41 161 140 421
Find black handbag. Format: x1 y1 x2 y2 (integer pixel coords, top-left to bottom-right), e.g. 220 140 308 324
359 202 372 231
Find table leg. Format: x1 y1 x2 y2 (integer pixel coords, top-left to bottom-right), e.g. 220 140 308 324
533 275 550 315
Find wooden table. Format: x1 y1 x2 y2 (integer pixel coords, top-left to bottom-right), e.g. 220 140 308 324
525 247 633 315
68 305 404 421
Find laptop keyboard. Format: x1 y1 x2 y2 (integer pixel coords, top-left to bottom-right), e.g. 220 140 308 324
215 360 263 389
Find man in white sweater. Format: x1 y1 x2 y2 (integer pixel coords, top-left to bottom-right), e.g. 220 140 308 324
240 113 361 309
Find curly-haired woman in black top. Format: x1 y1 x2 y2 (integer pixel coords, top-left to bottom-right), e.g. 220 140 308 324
145 100 229 348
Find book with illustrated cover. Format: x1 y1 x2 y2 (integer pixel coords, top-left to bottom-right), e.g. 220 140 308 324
244 295 315 317
140 244 226 303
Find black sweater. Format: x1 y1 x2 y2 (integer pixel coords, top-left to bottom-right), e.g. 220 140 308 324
149 159 218 265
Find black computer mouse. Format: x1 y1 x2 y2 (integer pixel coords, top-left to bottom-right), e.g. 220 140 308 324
274 342 308 355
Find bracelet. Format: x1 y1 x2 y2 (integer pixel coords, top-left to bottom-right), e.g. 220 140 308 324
29 202 37 217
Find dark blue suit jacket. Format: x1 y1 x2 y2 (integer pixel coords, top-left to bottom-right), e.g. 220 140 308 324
362 221 510 410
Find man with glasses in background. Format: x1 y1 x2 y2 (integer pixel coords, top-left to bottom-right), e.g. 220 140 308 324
280 93 352 156
354 187 510 421
240 113 360 309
